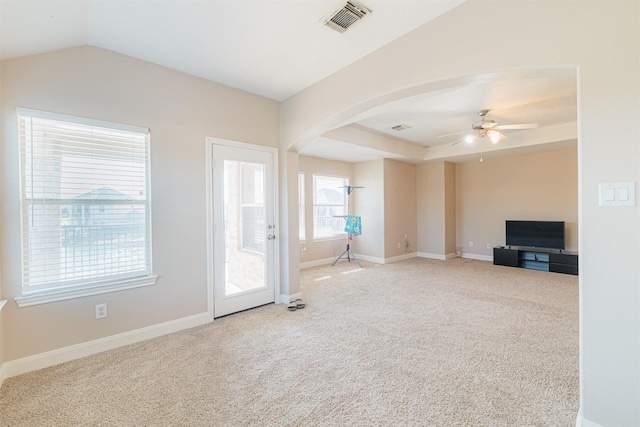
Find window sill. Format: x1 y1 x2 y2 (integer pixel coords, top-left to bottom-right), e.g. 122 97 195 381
14 275 158 308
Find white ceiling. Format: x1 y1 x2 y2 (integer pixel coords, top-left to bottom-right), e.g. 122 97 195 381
0 0 465 101
298 67 578 163
352 72 577 147
0 0 577 164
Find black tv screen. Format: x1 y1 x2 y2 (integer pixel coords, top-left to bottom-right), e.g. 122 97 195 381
506 220 565 250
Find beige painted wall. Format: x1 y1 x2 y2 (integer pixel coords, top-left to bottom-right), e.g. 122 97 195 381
456 148 578 256
416 160 455 259
444 162 457 256
383 159 416 258
416 161 446 257
0 1 636 424
0 46 280 361
297 155 353 264
352 160 385 260
281 2 639 424
300 158 416 264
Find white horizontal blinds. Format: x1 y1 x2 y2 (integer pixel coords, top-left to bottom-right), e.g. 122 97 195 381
313 174 348 239
19 110 151 292
298 172 305 241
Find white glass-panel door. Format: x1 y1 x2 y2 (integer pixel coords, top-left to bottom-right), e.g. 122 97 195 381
212 143 276 317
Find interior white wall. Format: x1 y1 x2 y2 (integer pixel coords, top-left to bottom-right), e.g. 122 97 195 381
0 46 280 361
281 1 640 425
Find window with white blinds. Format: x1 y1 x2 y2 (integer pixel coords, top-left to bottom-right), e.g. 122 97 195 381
17 108 154 299
313 174 348 239
298 172 305 241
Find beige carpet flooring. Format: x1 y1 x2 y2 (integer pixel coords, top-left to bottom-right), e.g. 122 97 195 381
0 258 579 426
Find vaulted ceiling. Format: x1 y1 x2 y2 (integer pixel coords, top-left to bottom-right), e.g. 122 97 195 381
0 0 577 163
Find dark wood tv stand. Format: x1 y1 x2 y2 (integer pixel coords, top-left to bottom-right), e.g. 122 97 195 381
493 246 578 275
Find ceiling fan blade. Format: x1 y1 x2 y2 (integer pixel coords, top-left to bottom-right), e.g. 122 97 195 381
439 130 469 138
494 123 539 130
480 121 498 129
491 132 507 144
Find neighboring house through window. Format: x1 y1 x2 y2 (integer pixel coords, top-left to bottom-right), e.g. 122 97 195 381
239 161 265 253
16 108 156 306
313 174 348 240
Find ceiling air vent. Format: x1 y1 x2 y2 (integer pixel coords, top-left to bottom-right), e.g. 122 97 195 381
392 124 411 131
323 1 372 33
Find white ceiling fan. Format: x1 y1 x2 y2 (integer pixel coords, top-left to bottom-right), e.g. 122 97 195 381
442 109 539 146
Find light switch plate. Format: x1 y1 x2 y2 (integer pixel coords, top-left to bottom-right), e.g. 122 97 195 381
599 182 635 207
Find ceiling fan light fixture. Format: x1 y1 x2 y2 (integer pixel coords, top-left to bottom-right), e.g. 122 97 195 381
440 109 538 148
488 130 501 144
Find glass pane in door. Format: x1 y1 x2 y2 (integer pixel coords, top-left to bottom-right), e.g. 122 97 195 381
223 160 266 296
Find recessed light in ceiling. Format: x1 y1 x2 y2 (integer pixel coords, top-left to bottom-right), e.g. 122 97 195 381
323 1 372 34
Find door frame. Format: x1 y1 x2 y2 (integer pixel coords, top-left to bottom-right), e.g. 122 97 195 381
205 137 279 320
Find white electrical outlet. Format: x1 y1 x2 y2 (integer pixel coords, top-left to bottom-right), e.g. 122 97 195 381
95 303 107 319
486 243 491 249
301 247 306 254
469 241 474 247
397 242 401 249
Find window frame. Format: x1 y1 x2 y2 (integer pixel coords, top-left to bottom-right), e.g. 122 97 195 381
15 108 157 307
312 173 349 241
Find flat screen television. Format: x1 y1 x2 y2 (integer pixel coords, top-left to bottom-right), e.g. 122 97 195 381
505 220 565 250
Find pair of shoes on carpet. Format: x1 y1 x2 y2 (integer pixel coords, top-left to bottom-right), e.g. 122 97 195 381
287 299 305 311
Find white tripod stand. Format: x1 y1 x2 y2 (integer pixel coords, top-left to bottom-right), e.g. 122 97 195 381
331 185 363 268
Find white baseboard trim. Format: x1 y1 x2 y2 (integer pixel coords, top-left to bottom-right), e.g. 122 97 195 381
300 257 335 269
418 252 492 262
280 292 302 304
354 253 416 265
2 312 211 382
0 362 6 389
576 410 604 427
383 253 418 264
303 251 484 266
417 252 447 260
353 254 384 264
462 253 493 262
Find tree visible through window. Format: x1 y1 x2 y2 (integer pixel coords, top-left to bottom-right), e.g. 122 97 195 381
313 174 348 239
18 108 153 296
